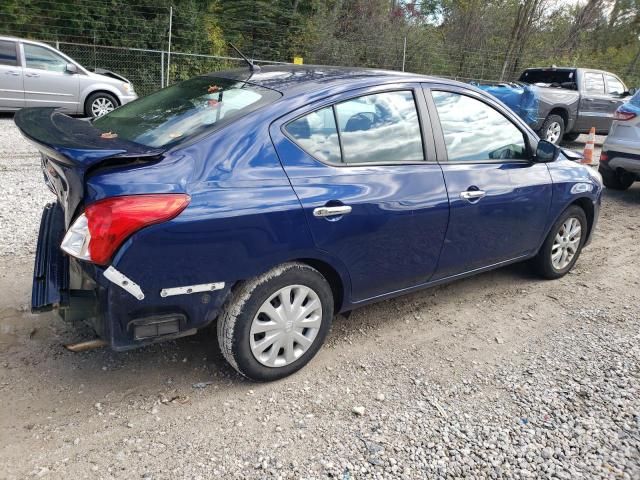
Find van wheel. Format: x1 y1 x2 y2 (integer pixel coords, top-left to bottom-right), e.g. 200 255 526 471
217 263 333 381
532 205 587 279
599 166 635 190
540 115 565 144
85 92 118 118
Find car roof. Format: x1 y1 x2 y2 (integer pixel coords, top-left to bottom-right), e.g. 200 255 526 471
209 64 467 97
0 35 54 49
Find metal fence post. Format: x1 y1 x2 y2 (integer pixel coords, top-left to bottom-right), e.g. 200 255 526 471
166 6 173 87
160 51 165 89
402 36 407 72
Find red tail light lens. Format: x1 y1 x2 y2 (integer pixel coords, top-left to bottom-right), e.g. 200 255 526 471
85 194 190 265
614 107 636 121
599 151 608 163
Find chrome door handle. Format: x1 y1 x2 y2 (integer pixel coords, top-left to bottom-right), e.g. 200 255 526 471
5 71 20 76
313 205 352 217
25 72 39 77
460 190 486 201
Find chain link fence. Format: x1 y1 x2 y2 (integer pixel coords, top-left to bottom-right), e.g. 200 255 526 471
49 38 640 98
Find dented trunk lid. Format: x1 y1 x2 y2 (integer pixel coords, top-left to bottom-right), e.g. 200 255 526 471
14 108 162 227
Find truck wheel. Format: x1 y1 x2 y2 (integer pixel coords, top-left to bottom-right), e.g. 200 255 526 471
562 132 580 142
217 262 333 381
540 115 565 144
531 205 587 279
598 166 635 190
85 92 118 118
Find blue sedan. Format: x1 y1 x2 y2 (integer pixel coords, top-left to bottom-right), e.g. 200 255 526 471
16 65 603 381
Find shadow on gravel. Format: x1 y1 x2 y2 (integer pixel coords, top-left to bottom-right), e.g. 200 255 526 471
604 184 640 205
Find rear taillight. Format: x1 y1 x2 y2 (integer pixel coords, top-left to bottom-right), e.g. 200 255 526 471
599 151 609 163
61 194 190 265
614 106 637 121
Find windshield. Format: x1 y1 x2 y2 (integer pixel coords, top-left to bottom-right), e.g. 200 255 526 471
93 76 281 148
519 69 577 88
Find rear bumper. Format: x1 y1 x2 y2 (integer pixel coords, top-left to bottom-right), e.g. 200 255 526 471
32 202 231 350
601 149 640 175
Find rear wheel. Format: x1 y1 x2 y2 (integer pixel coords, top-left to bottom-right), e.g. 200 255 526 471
217 262 333 381
539 115 565 145
85 92 118 118
599 166 635 190
532 205 587 279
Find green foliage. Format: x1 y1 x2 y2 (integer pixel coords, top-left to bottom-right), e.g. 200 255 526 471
3 0 640 90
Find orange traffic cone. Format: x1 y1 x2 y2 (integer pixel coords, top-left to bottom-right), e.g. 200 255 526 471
581 127 596 166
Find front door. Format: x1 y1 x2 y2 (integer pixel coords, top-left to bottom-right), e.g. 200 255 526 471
425 87 552 279
0 39 24 110
271 86 450 302
22 43 79 113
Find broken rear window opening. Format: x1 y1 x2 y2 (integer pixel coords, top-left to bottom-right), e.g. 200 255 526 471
93 76 281 148
519 69 577 89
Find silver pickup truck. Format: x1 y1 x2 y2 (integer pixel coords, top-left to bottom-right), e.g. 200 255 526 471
0 36 137 117
478 67 634 144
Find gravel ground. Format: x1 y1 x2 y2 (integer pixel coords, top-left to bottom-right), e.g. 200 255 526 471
0 115 639 479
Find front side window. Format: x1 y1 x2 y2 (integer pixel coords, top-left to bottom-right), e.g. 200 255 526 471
93 76 281 148
432 91 528 162
24 44 67 72
286 90 424 165
0 40 18 66
605 75 625 96
584 72 605 95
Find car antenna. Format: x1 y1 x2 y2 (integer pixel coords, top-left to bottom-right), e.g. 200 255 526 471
228 42 261 72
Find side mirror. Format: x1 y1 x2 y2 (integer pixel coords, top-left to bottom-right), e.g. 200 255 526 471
534 139 560 163
627 87 637 96
65 63 78 74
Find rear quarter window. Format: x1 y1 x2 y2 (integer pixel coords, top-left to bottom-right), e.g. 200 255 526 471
0 40 18 66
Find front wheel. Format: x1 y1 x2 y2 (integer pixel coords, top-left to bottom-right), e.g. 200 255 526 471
539 114 565 145
531 205 587 279
85 92 118 118
217 263 333 381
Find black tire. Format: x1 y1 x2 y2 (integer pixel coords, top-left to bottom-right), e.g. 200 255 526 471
217 262 333 381
598 165 635 190
531 205 587 279
84 92 119 118
539 114 565 145
562 132 580 142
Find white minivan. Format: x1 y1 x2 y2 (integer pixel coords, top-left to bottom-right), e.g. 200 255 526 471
0 36 137 117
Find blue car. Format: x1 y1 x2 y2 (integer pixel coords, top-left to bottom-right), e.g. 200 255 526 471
16 65 603 381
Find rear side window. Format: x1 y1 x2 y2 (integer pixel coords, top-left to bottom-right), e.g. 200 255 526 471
286 106 341 164
432 91 528 162
0 40 18 66
93 76 281 148
336 91 423 163
584 73 605 95
285 90 424 164
605 75 625 95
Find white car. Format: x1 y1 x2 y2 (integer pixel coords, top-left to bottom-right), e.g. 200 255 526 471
600 90 640 190
0 36 137 117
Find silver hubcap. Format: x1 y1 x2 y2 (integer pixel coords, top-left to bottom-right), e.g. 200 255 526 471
551 217 582 270
250 285 322 368
546 121 561 143
91 97 115 117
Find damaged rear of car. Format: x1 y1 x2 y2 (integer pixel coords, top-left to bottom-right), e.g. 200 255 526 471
17 74 283 350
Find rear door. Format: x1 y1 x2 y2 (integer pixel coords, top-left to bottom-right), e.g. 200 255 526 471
576 71 610 132
604 73 627 128
0 39 24 110
22 42 80 113
424 85 552 279
271 84 450 302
